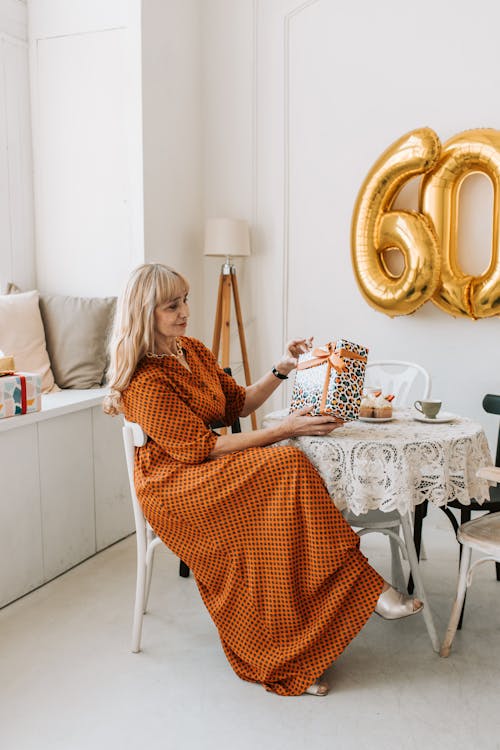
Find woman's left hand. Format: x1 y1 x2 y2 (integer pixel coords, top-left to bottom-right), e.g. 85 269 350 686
275 337 314 377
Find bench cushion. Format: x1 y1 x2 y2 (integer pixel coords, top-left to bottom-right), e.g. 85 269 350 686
0 290 57 393
39 294 116 389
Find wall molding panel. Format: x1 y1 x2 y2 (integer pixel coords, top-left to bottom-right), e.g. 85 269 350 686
29 3 144 296
254 0 323 411
0 1 35 292
282 0 320 351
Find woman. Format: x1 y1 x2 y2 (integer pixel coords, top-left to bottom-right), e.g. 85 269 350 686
104 263 422 697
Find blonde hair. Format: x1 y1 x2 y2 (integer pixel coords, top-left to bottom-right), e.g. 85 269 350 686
103 263 189 415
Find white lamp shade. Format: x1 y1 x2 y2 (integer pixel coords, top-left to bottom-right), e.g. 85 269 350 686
204 218 251 257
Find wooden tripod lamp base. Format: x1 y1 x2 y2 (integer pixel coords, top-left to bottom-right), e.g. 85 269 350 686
211 261 257 430
204 218 256 431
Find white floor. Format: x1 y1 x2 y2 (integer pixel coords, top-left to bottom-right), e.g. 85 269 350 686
1 506 500 750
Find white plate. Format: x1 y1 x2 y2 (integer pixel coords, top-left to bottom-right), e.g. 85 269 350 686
412 411 457 424
358 416 393 423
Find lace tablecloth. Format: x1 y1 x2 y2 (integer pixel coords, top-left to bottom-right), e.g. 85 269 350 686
262 409 493 516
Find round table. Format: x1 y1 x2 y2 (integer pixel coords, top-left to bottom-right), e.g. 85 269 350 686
263 408 493 653
263 408 493 517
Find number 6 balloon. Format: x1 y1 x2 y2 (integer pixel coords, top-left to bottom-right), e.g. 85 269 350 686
351 127 442 317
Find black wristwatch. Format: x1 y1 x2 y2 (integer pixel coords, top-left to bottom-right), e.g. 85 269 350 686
272 366 288 380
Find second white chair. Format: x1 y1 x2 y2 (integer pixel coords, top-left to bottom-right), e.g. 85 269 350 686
343 360 431 592
441 465 500 656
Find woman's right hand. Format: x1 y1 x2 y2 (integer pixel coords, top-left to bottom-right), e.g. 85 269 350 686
279 406 344 439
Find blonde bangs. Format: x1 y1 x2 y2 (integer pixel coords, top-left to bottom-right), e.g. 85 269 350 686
154 268 189 306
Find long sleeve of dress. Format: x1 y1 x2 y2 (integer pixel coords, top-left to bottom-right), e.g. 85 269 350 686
190 339 246 426
123 370 218 464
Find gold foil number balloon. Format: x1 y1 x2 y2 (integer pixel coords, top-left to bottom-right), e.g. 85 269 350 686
351 128 442 317
421 129 500 319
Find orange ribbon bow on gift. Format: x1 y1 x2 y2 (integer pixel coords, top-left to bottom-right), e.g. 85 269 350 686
296 342 367 415
297 342 367 372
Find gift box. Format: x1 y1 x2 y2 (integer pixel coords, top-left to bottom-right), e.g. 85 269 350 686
289 339 368 420
0 372 42 419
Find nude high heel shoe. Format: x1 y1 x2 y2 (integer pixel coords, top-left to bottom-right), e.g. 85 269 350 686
375 586 423 620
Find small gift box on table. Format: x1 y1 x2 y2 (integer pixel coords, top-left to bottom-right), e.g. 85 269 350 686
289 339 368 420
0 372 42 419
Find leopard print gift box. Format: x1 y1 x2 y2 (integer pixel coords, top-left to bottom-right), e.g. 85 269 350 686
289 339 368 421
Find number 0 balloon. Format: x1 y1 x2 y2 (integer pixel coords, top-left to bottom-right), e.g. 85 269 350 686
421 129 500 319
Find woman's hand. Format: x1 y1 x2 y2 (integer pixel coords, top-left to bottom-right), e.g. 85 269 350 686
274 337 314 377
279 405 344 439
211 406 344 458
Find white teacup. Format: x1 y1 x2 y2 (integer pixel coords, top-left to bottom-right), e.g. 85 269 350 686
414 399 442 419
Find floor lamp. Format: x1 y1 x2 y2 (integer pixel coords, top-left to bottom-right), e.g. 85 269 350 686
204 218 257 430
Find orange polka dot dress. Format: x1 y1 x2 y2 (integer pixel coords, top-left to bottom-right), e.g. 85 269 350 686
122 337 384 696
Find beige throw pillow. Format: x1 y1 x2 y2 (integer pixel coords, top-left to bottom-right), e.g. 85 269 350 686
0 290 58 393
39 294 116 389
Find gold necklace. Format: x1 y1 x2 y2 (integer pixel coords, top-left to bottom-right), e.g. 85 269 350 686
147 337 184 360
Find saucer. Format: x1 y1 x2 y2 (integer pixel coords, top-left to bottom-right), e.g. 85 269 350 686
412 411 457 424
359 416 393 423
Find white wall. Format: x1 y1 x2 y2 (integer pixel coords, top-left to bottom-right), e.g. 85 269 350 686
28 0 204 328
28 0 144 297
0 0 35 293
200 0 256 390
142 0 203 337
202 0 500 448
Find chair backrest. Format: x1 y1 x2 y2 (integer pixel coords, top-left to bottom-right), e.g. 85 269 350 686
210 367 242 433
123 419 148 537
365 360 431 408
483 394 500 466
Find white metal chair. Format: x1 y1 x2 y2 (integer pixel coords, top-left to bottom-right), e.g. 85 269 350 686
363 360 431 408
440 465 500 656
122 419 163 653
343 360 432 592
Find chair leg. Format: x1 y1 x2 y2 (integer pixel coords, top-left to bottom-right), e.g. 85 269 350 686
400 511 440 652
496 562 500 581
440 545 472 657
457 508 472 630
143 549 156 614
440 506 460 535
389 535 406 592
408 502 426 594
179 559 190 578
132 560 147 653
456 541 467 631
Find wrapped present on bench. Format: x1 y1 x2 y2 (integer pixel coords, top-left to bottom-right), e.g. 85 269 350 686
0 372 42 419
289 339 368 421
